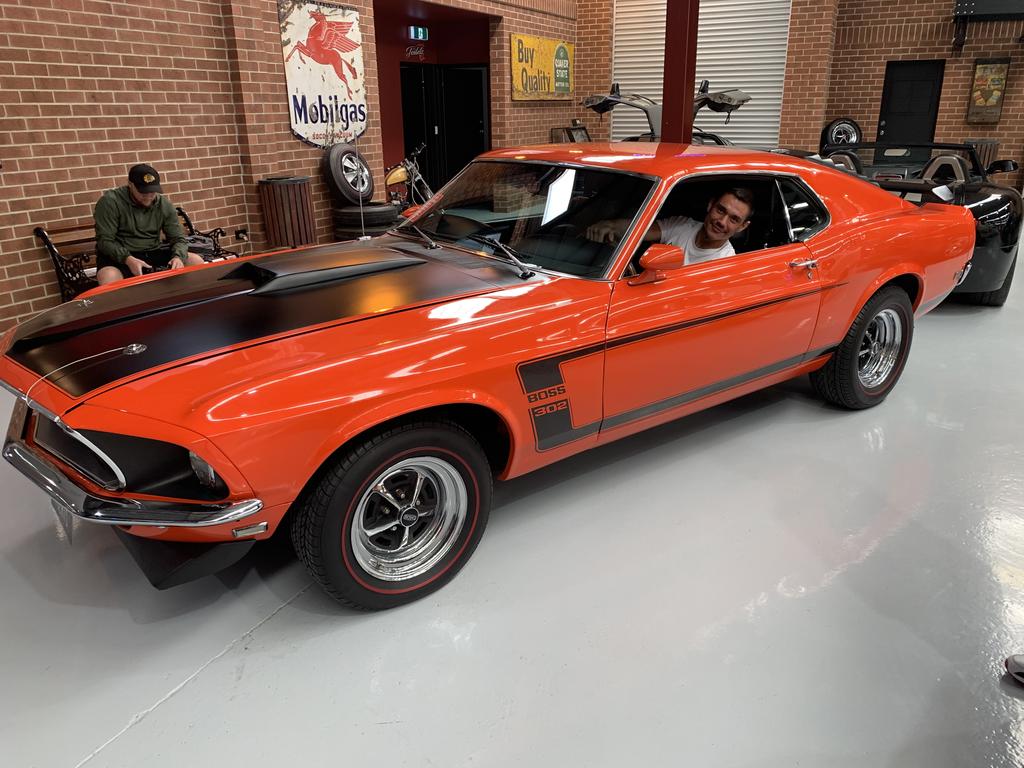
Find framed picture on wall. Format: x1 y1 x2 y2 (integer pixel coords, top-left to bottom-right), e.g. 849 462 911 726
967 58 1010 125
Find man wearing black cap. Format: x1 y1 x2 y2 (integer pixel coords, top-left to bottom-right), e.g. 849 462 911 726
93 164 205 284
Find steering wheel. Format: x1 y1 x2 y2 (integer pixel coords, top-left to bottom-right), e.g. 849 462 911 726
435 213 500 239
538 222 583 239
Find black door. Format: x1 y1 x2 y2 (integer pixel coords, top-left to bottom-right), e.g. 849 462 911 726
440 66 489 182
400 63 490 190
877 60 945 144
400 63 445 189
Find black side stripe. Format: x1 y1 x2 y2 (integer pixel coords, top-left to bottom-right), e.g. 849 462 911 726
601 345 837 431
517 283 840 393
527 345 837 451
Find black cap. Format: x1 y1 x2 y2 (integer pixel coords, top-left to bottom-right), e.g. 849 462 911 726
128 164 163 193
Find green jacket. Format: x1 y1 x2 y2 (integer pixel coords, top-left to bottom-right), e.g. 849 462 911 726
93 186 187 263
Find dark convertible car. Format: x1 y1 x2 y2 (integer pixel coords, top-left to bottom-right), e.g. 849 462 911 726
822 142 1021 306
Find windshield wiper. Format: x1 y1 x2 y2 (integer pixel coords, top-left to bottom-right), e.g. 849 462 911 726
390 221 440 249
461 233 535 279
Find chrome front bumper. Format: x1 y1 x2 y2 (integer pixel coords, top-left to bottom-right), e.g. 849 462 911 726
3 401 262 528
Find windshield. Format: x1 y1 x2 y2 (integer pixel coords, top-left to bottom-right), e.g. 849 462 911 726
409 160 656 277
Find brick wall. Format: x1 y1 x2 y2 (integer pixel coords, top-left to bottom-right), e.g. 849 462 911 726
0 0 250 328
782 0 1024 178
0 0 613 328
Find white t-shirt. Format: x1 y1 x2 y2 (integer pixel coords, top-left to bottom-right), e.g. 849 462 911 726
657 216 735 265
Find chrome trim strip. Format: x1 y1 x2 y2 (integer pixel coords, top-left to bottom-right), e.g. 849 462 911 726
956 261 973 286
2 440 262 528
232 522 269 538
54 425 126 491
2 370 128 490
777 178 796 241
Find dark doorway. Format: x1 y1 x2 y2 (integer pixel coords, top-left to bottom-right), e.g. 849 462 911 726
400 63 489 189
877 60 946 144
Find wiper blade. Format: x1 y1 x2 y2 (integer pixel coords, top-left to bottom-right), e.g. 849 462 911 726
391 221 440 249
462 233 535 279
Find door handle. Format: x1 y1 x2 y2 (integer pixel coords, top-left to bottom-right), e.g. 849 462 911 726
788 259 818 269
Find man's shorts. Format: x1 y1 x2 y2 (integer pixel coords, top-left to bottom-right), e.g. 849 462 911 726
96 244 176 279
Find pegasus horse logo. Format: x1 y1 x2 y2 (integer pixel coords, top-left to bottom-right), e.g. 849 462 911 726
285 9 360 97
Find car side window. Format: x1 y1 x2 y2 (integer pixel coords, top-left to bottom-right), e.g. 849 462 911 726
625 176 791 275
776 179 829 241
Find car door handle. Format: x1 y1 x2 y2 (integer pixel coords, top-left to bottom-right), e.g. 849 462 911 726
789 259 818 269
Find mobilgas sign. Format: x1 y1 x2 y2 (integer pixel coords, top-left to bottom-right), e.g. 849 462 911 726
510 34 574 101
280 1 367 147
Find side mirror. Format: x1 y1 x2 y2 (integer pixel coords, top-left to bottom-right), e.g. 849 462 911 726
628 243 685 285
401 204 423 219
986 159 1019 175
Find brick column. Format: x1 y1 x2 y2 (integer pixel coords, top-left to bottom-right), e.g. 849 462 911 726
778 0 841 151
574 0 614 141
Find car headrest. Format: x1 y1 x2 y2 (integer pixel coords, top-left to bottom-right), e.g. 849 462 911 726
921 154 969 184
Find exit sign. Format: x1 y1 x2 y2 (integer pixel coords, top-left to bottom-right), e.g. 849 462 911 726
408 26 429 41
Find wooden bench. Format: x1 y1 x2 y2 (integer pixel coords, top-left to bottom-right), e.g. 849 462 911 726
35 208 240 302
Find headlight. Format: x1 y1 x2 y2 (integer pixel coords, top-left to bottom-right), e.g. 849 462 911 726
189 451 218 489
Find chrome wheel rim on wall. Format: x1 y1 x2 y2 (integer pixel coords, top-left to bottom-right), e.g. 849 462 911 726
351 456 468 581
830 124 859 143
858 308 903 388
342 153 371 193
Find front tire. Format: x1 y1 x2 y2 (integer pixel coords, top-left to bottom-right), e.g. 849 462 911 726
292 422 491 610
811 286 914 409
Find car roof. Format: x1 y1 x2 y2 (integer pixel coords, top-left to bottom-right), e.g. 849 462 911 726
480 142 809 178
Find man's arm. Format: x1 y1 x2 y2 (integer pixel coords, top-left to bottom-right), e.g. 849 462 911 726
94 195 131 263
586 218 663 244
161 199 188 262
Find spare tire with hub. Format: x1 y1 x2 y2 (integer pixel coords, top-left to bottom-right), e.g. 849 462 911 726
323 143 374 205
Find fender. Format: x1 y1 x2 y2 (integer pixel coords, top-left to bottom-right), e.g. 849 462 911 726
310 386 524 486
849 263 925 323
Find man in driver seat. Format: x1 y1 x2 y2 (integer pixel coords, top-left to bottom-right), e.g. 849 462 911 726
586 187 754 265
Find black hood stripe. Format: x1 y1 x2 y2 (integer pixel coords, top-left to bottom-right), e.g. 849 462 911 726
9 240 519 398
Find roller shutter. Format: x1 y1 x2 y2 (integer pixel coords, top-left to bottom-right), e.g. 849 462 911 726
610 0 792 145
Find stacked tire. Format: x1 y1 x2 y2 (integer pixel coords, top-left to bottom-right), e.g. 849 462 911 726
333 202 403 241
322 143 400 241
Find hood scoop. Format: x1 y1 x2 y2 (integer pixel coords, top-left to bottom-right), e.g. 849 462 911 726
224 251 426 294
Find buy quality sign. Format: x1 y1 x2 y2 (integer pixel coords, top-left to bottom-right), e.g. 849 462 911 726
510 34 574 101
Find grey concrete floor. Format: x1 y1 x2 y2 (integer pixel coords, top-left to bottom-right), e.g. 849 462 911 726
1 288 1023 768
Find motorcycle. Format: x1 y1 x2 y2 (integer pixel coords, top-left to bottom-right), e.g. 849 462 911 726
385 142 435 211
581 80 751 144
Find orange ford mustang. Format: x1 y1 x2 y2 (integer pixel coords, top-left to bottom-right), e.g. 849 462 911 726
0 144 974 609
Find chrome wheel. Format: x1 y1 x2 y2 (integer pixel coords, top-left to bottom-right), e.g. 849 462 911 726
858 308 903 389
830 123 859 144
342 153 371 194
351 456 468 582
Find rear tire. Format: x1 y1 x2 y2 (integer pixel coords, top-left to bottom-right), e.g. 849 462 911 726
811 286 914 409
291 422 492 610
961 255 1015 307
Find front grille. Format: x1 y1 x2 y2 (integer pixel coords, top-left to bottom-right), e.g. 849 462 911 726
32 414 120 490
